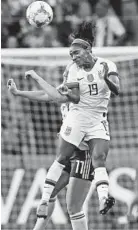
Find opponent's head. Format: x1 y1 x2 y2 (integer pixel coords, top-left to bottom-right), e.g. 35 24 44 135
69 21 95 68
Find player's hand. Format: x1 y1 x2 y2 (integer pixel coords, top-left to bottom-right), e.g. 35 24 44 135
25 70 40 81
100 62 109 80
57 84 71 96
37 200 48 219
7 79 18 95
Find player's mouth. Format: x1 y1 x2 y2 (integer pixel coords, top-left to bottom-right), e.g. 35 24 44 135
75 59 81 65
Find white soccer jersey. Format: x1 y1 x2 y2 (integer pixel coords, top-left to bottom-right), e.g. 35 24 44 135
67 57 118 116
60 57 117 146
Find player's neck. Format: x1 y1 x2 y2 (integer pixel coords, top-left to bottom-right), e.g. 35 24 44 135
83 56 97 72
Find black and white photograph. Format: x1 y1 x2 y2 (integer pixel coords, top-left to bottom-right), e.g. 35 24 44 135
1 0 138 230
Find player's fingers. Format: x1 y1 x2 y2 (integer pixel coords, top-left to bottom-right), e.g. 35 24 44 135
25 70 33 79
59 92 68 95
101 62 107 66
7 79 12 86
62 85 68 91
59 90 70 95
58 85 68 93
7 79 14 88
25 74 31 79
100 62 108 70
59 87 69 95
56 84 64 91
25 72 31 79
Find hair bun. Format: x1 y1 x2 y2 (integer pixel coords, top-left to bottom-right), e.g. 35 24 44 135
72 21 95 47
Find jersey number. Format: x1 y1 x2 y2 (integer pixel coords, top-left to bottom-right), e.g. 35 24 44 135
88 83 98 95
75 160 84 174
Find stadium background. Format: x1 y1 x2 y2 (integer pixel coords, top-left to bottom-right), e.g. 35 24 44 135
1 0 138 230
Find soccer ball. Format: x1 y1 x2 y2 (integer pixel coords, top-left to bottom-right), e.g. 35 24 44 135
26 1 53 28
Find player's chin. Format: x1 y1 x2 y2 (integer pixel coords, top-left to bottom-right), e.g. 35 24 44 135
75 61 83 68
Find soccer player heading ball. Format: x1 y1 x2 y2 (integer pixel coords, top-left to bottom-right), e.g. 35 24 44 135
8 21 120 228
24 21 120 215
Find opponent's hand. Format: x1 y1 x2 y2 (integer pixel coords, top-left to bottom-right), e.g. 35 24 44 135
57 84 71 96
7 79 18 95
25 70 39 81
37 200 48 219
100 62 109 80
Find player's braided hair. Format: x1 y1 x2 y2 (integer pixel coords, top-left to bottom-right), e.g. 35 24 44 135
71 21 95 47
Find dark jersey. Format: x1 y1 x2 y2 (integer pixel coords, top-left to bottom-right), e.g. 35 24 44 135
64 149 94 181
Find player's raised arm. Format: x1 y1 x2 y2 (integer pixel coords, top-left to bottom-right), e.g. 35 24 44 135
101 62 120 96
7 79 53 102
25 70 80 104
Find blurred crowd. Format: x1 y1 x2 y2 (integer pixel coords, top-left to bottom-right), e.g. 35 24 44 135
1 0 138 48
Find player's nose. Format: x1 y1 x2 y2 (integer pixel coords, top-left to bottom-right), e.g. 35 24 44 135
72 56 76 61
73 56 80 64
72 54 78 61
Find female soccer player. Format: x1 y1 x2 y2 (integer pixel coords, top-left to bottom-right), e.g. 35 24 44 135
22 21 120 219
10 21 120 226
8 78 94 230
33 148 94 230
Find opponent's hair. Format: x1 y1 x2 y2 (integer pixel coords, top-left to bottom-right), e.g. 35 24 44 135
71 21 95 47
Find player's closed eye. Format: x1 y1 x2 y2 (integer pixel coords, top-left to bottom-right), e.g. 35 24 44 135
70 52 73 58
70 51 79 57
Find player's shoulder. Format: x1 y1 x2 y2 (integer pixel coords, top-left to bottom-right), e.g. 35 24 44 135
65 62 78 83
98 57 117 73
65 61 74 70
64 62 78 77
63 62 74 80
68 62 78 72
98 57 116 67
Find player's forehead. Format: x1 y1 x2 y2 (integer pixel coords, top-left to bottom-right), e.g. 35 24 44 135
69 45 83 54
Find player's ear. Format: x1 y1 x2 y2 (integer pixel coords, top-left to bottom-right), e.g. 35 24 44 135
86 46 92 53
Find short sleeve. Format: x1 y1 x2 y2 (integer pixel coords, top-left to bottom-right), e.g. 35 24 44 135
107 61 118 78
66 64 79 84
63 62 74 83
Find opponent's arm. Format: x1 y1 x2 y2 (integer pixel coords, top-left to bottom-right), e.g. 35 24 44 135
17 91 54 102
25 70 80 104
7 79 53 102
101 62 120 96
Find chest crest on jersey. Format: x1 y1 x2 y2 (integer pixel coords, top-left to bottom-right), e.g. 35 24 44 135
87 74 94 82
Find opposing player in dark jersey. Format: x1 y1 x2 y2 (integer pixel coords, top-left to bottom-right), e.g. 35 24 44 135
8 79 94 230
33 148 94 230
